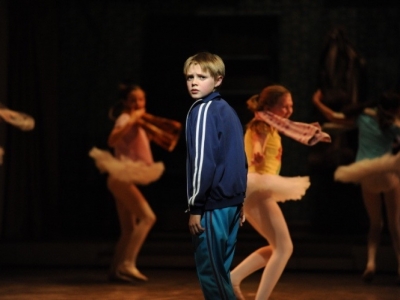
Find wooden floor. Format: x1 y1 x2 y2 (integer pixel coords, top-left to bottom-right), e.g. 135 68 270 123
0 267 399 300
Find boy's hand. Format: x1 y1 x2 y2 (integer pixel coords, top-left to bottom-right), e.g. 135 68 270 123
189 214 205 235
240 206 245 226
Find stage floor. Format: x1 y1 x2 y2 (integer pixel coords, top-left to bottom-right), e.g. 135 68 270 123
0 267 399 300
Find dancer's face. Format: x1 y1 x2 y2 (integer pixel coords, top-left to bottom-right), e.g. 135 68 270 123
185 64 222 100
126 89 146 110
269 93 293 119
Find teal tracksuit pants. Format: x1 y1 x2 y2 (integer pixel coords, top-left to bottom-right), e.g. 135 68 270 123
192 205 241 300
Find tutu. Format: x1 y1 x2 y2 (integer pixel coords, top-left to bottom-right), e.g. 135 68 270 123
88 147 164 185
246 172 310 203
334 152 400 193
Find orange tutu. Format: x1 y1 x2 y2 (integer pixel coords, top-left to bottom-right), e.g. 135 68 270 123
246 172 310 203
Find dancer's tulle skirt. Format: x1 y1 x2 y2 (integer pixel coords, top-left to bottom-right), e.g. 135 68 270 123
246 172 310 203
334 152 400 193
89 147 164 185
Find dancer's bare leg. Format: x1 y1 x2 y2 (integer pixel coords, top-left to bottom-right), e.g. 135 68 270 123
231 198 292 300
231 246 272 300
383 185 400 279
109 200 134 276
254 201 293 300
107 176 156 281
361 184 383 281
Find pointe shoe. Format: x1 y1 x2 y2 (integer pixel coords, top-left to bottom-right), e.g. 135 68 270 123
362 269 375 282
233 284 245 300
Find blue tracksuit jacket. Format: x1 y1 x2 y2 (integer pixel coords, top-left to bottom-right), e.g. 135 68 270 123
185 92 247 215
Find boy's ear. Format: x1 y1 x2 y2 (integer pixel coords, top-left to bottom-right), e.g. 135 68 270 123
214 76 223 88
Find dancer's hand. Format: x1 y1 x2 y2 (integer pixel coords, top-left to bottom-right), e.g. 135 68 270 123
130 108 145 121
0 108 34 131
312 89 322 105
189 214 205 235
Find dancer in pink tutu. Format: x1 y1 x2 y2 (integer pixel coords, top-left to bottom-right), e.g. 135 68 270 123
231 85 330 299
90 83 180 283
313 89 400 283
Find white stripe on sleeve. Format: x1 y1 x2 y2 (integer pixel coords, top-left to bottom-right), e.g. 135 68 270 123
189 101 212 206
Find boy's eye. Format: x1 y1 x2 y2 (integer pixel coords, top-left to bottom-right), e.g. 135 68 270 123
186 75 194 81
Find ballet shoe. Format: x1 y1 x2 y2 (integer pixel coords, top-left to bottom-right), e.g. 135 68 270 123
362 269 375 282
233 284 245 300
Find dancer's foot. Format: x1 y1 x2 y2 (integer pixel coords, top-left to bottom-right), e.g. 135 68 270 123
108 271 135 283
362 268 375 282
231 272 245 300
116 267 148 282
232 284 245 300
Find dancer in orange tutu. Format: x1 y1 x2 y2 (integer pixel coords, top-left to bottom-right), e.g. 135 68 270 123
231 85 330 299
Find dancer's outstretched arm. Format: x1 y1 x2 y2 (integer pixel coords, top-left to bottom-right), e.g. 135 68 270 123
0 107 35 131
312 90 355 126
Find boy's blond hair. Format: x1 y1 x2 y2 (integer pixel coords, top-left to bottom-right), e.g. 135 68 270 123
183 52 225 79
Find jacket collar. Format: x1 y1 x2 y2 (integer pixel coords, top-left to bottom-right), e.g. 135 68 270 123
202 91 221 102
193 91 221 106
187 92 222 118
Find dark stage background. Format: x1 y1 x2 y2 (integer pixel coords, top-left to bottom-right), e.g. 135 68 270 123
1 0 399 247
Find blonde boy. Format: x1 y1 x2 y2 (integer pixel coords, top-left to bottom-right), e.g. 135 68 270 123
184 52 247 299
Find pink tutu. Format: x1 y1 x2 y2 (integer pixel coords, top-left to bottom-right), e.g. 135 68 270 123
246 172 310 203
334 152 400 193
88 147 164 185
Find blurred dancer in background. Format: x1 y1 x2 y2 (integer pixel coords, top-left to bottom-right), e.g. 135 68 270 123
89 83 181 283
313 89 400 283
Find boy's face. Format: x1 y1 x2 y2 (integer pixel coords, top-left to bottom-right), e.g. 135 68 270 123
185 64 222 100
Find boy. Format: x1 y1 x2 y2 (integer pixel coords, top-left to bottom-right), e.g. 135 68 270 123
184 52 247 299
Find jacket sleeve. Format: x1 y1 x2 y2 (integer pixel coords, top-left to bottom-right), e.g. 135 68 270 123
187 102 219 214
